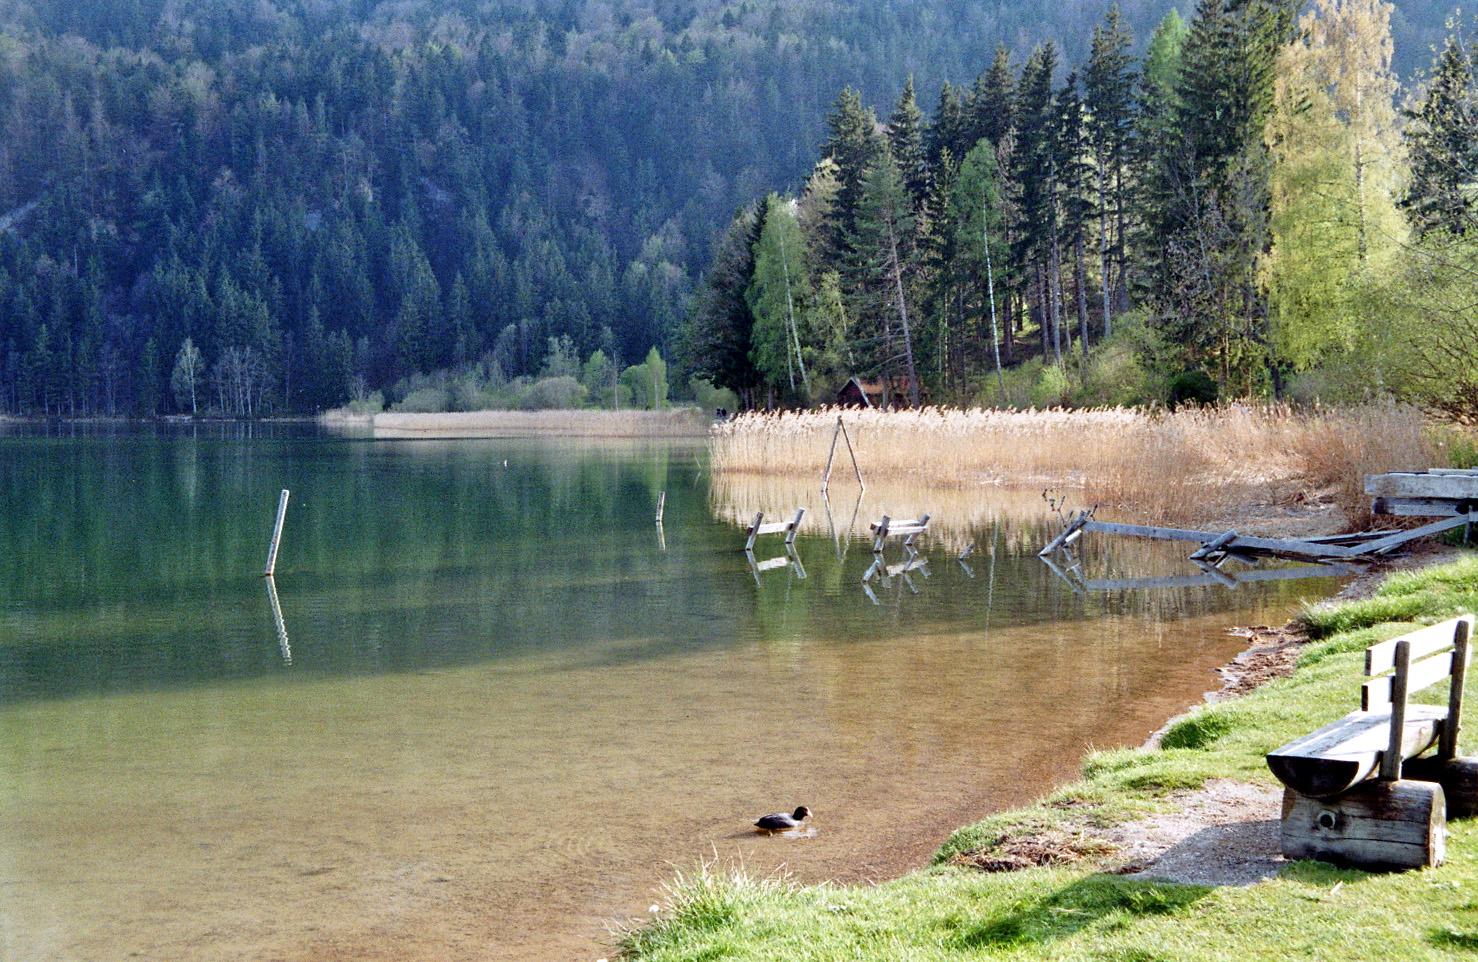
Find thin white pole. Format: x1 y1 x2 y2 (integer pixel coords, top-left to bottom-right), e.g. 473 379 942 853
264 489 290 577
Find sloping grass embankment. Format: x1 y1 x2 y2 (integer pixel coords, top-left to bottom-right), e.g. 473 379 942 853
618 554 1478 961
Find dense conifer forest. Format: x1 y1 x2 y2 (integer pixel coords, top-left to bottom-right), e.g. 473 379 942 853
0 0 1470 416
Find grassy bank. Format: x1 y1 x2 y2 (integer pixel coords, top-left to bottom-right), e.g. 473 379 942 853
618 555 1478 961
711 404 1437 525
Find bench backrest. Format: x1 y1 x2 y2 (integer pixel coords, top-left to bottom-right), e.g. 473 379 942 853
1361 614 1473 778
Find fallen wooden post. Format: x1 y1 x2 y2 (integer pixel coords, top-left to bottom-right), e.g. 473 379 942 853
1040 514 1471 565
1189 529 1238 561
1037 511 1090 556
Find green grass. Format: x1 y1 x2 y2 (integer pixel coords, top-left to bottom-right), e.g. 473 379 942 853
618 552 1478 961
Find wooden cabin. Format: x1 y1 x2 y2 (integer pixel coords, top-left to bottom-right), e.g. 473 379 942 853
836 376 929 409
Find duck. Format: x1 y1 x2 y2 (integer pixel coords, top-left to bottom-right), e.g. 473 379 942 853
754 806 812 831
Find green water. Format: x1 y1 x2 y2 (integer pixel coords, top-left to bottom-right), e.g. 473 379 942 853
0 423 1345 961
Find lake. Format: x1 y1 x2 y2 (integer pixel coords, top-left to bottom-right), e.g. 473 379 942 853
0 422 1345 961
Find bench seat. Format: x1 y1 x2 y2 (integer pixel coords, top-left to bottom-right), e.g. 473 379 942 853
1267 705 1446 798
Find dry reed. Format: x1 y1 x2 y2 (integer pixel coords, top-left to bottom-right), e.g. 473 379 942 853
710 403 1434 527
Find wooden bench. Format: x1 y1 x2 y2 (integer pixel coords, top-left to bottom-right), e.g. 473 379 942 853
743 509 805 552
869 514 929 553
1266 614 1475 870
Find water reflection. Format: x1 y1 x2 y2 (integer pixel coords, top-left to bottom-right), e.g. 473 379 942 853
0 423 1355 962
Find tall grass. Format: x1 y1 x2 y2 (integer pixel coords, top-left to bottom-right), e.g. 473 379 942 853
710 403 1433 525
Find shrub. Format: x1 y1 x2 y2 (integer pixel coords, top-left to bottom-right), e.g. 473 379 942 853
393 387 451 413
515 375 587 410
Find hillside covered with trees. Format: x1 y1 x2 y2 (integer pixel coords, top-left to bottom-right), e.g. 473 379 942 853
694 0 1478 418
0 0 1469 416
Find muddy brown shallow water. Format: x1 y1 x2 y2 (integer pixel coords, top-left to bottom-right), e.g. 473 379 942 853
1 609 1306 962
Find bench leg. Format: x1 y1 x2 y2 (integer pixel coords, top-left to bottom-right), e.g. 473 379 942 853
1281 781 1446 870
1403 755 1478 820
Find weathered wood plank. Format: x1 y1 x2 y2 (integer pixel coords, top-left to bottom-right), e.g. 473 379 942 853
1037 512 1090 556
1366 616 1474 675
1366 472 1478 501
744 508 806 549
871 518 928 535
1081 520 1361 560
1189 529 1238 560
1280 781 1445 870
1372 497 1473 517
1360 514 1473 555
1363 655 1460 710
1266 706 1444 797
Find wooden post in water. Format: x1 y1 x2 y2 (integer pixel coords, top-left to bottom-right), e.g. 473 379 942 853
656 491 666 524
821 416 866 494
264 489 290 577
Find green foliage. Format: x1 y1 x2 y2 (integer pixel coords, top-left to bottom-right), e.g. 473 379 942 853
1167 369 1219 408
746 195 816 400
0 0 1467 419
621 348 670 410
689 377 738 414
1032 363 1072 408
515 376 587 411
393 387 451 414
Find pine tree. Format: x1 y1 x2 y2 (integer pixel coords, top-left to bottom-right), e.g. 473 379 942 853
887 78 930 210
926 80 968 173
687 202 765 408
1083 5 1137 330
820 88 884 255
968 45 1017 151
1149 0 1299 394
1402 29 1478 237
1011 43 1063 364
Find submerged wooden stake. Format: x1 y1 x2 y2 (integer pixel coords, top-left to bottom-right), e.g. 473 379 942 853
264 488 290 577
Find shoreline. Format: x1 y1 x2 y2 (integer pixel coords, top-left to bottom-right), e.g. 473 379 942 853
943 537 1470 891
321 407 715 438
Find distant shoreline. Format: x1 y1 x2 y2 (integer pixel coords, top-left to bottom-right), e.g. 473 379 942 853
320 407 715 439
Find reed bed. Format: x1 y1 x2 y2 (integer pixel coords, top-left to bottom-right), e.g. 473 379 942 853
709 472 1059 552
710 403 1434 526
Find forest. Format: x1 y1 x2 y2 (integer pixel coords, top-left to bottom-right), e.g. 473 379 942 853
0 0 1472 416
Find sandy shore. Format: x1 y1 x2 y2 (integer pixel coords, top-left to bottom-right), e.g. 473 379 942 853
320 408 715 439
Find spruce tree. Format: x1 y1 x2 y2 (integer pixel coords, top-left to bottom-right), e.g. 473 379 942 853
887 77 931 209
687 202 765 408
820 88 885 255
1083 5 1137 329
1402 30 1478 237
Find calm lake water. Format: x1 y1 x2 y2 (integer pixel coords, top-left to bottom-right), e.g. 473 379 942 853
0 422 1346 961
